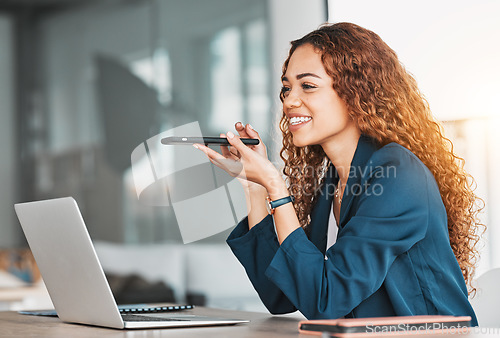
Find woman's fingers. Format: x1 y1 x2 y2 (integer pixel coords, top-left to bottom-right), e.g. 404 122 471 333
237 123 267 157
235 122 262 144
194 143 225 162
235 122 264 147
219 133 231 157
225 131 251 158
235 122 249 138
219 133 240 160
194 143 244 178
194 123 268 184
244 124 261 141
195 129 276 186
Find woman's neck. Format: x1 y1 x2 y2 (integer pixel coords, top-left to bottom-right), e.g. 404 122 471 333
321 127 361 185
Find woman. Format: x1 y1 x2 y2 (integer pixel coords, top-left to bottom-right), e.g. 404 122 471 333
194 22 481 325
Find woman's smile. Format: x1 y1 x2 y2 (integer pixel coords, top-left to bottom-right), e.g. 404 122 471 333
288 116 312 131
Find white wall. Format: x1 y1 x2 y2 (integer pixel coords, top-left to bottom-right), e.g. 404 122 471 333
0 14 18 247
328 0 500 122
268 0 326 163
328 0 500 275
268 0 326 90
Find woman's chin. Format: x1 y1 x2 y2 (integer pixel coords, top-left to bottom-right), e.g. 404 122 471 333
292 137 308 148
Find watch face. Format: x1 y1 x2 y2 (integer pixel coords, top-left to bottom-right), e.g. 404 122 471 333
265 196 274 214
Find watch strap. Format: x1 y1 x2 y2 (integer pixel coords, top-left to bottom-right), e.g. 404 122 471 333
267 195 295 214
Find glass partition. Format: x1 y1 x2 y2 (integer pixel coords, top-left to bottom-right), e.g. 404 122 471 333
37 0 270 243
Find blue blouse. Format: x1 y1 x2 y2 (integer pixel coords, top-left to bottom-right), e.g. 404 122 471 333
227 135 477 326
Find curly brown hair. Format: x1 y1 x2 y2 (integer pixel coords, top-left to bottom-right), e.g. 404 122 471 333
279 22 484 293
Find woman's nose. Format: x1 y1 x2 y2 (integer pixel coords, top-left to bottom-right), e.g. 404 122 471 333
283 91 302 109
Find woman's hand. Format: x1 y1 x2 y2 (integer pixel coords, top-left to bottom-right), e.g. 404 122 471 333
195 123 298 239
224 123 267 191
193 123 283 194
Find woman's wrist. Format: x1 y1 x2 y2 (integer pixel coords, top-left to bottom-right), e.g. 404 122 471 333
265 173 290 201
245 183 270 230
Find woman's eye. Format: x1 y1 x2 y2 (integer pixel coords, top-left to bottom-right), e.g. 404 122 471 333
302 83 316 90
281 86 291 96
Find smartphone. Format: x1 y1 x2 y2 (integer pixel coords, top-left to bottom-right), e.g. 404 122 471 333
161 136 259 146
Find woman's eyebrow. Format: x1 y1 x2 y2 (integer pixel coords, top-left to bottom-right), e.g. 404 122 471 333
297 72 321 80
282 73 321 82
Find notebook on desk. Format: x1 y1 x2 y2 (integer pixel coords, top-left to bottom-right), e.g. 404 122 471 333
14 197 248 329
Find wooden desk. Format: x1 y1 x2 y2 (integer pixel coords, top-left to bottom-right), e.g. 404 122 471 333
0 306 303 337
0 307 499 337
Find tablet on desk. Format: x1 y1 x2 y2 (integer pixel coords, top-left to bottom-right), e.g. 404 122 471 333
298 315 471 336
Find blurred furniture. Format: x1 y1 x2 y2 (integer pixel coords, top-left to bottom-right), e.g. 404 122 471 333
1 242 265 313
0 249 53 311
93 242 266 313
470 268 500 327
0 271 52 311
0 284 53 311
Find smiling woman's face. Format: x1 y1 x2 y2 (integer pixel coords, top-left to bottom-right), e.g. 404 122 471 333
282 43 358 148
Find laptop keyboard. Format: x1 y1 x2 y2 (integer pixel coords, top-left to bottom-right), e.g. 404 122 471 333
121 314 189 322
119 305 193 314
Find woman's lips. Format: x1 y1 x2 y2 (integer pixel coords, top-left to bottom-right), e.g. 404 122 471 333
288 116 312 132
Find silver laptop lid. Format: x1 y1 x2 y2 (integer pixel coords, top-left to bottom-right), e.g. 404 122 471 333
15 197 124 329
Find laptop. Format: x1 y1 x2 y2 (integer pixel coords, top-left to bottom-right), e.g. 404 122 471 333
14 197 248 329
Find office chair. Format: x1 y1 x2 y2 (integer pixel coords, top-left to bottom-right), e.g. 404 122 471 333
469 268 500 327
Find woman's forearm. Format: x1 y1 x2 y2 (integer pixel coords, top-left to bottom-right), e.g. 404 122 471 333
245 184 269 229
266 175 301 244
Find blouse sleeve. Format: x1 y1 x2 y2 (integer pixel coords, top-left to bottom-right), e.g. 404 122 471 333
264 147 431 319
227 215 297 314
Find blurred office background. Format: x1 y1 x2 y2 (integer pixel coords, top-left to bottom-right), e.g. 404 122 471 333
0 0 499 312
